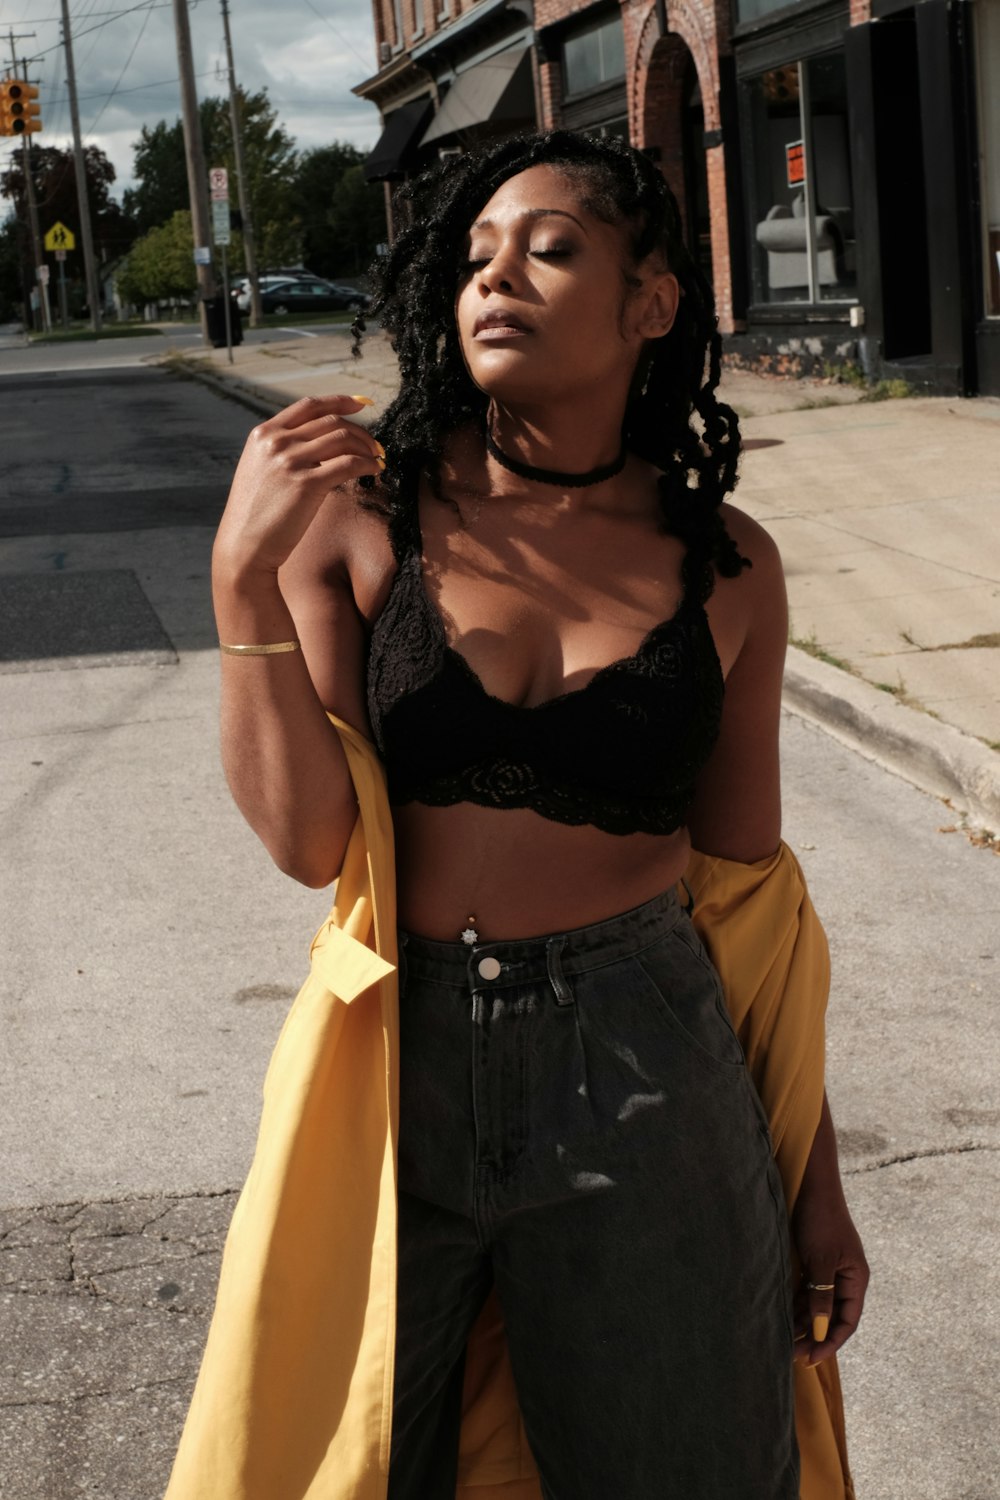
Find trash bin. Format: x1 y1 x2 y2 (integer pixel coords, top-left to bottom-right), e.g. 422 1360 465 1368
202 293 243 349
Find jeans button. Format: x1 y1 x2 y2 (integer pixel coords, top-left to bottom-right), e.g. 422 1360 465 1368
477 956 501 981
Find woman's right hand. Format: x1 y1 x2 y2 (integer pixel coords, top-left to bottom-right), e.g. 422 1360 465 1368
215 394 384 577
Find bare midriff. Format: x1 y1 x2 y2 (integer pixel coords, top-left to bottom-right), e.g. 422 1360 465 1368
393 801 692 942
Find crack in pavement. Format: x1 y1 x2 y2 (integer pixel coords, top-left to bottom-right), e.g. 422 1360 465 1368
0 1373 191 1412
844 1140 998 1174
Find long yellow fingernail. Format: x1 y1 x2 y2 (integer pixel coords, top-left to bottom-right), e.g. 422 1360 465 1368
374 440 386 458
376 456 386 470
812 1314 830 1343
350 394 375 406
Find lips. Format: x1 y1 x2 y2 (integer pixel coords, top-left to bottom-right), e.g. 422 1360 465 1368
473 307 531 339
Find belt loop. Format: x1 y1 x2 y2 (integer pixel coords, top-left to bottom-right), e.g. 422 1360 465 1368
545 935 574 1006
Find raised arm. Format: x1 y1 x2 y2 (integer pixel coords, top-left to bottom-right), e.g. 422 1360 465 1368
212 395 384 888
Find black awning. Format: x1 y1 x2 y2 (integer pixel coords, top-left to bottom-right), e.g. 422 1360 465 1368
363 98 434 182
419 47 532 147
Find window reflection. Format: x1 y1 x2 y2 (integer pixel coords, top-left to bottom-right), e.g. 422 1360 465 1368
746 53 857 305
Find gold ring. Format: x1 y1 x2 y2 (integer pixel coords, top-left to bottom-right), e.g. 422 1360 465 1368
807 1282 836 1292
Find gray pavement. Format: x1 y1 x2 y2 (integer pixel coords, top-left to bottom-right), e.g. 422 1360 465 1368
1 357 998 1498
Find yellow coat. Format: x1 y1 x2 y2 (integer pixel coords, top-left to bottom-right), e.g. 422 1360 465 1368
165 717 854 1500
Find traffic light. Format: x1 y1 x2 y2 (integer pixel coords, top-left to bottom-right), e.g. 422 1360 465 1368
0 80 42 137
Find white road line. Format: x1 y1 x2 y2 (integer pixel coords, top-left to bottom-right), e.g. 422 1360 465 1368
275 327 320 338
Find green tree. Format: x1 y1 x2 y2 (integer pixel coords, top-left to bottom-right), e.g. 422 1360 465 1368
0 143 135 271
122 118 192 236
325 164 387 277
293 143 364 277
116 209 197 307
124 89 301 272
0 214 28 321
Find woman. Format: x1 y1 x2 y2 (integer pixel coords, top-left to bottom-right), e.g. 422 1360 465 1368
202 132 867 1498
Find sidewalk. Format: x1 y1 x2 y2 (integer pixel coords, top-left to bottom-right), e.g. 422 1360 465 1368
155 329 1000 832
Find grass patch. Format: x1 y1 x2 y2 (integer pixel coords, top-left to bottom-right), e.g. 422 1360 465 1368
789 631 855 675
818 359 916 401
258 310 357 327
821 359 868 390
29 323 161 344
791 630 934 714
862 378 916 402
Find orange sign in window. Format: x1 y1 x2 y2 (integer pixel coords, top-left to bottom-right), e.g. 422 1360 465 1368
786 140 805 188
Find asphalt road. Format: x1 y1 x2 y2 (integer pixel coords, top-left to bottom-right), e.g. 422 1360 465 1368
1 361 997 1499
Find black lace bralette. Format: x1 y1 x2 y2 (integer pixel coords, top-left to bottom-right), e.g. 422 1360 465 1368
365 509 724 837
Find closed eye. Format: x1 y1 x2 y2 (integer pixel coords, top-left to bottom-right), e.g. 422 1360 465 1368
462 246 574 273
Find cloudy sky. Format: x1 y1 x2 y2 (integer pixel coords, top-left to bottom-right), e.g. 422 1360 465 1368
0 0 381 197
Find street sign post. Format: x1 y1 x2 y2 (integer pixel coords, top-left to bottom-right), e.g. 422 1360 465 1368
210 168 234 364
211 197 231 247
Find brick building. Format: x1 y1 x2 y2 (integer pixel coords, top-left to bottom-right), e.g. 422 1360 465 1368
355 0 1000 396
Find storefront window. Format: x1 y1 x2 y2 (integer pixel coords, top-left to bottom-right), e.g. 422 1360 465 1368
745 52 857 306
976 0 1000 316
563 13 626 98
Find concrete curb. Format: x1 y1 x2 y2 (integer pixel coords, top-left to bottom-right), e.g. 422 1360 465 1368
783 646 1000 833
156 353 284 419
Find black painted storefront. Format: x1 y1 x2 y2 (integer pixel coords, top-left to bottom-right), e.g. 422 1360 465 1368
726 0 986 394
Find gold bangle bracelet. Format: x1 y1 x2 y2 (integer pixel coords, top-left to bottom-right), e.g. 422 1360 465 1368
219 640 301 656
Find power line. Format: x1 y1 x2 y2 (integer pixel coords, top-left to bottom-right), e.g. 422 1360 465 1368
42 64 215 104
296 0 371 71
26 0 168 58
84 1 152 133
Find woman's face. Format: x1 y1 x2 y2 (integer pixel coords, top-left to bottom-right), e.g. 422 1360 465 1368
455 163 678 409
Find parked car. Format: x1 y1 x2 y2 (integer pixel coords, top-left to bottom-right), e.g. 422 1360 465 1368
232 275 306 311
237 277 369 315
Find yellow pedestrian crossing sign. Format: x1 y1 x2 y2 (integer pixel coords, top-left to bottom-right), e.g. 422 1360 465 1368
44 221 76 252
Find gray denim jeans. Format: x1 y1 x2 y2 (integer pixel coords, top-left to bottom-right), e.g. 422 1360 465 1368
388 889 800 1500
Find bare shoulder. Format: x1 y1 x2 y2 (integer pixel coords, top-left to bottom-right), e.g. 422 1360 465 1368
719 502 784 581
705 503 787 676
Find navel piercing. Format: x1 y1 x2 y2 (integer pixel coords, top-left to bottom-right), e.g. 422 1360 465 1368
461 915 479 945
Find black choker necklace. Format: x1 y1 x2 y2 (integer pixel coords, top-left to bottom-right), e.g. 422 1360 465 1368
485 425 626 488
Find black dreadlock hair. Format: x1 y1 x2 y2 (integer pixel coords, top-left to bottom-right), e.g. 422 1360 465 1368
352 129 748 599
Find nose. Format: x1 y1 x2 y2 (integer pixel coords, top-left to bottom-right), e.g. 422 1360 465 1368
476 240 521 295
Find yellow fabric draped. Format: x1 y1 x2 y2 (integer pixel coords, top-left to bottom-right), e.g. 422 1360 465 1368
165 718 853 1500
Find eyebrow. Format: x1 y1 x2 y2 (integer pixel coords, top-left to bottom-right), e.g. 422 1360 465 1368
469 208 589 234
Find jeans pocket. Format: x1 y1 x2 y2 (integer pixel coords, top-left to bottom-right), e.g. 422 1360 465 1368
633 928 746 1074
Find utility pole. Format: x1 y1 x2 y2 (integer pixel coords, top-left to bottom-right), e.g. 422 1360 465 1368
220 0 262 327
172 0 216 342
5 29 49 332
60 0 102 332
21 131 50 332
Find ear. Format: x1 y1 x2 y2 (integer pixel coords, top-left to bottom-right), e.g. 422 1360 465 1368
637 270 680 340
